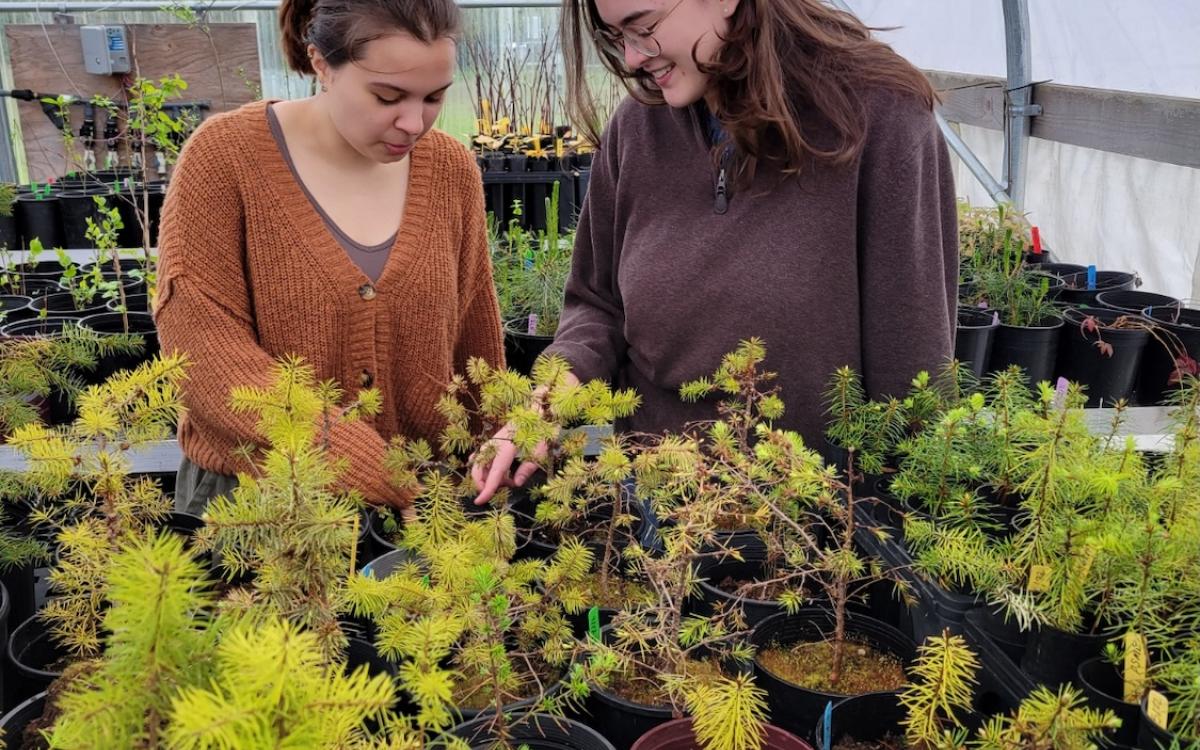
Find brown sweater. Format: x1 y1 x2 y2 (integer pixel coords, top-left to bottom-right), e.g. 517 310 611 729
154 100 504 506
545 90 958 451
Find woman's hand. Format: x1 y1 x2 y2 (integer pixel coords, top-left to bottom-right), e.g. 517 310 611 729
470 421 548 505
471 371 578 504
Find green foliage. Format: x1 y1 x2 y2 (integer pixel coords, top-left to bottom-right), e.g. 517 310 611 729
0 182 16 218
50 532 216 749
197 356 375 660
490 183 574 335
824 365 906 476
166 618 397 750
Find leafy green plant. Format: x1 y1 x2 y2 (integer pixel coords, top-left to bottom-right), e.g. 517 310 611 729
491 183 574 336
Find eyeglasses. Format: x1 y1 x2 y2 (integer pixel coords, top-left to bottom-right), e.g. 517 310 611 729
593 0 687 61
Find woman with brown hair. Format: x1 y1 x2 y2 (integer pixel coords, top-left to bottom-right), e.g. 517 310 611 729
474 0 957 502
156 0 504 514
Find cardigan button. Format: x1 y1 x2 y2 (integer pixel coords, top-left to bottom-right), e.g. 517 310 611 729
358 283 376 300
360 369 373 388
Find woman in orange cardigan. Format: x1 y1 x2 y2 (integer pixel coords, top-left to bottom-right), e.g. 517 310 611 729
155 0 504 514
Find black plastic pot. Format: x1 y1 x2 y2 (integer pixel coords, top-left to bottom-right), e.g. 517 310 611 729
1136 695 1180 750
1058 270 1137 307
694 548 790 629
750 609 916 742
0 295 33 325
505 325 555 376
0 276 61 300
965 606 1027 663
81 258 149 297
0 691 46 749
0 215 16 252
0 316 76 339
1019 622 1109 690
515 501 647 564
822 692 907 748
585 674 674 750
1077 657 1141 745
485 154 507 173
1137 306 1200 405
79 310 159 384
1058 307 1150 407
105 292 150 314
15 195 62 249
366 509 401 557
632 718 813 750
0 566 36 651
988 315 1064 385
1030 261 1087 278
6 615 66 707
28 291 109 320
0 582 8 712
955 307 1000 378
1096 290 1180 317
508 155 529 174
57 188 107 249
447 712 616 750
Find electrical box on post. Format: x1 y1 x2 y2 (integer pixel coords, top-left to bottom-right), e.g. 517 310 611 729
80 25 131 75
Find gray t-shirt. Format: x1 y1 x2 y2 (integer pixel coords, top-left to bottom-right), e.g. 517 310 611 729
266 105 395 282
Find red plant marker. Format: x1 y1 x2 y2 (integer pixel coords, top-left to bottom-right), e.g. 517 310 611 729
1031 226 1043 256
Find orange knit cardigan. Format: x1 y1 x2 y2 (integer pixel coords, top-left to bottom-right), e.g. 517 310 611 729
153 100 504 507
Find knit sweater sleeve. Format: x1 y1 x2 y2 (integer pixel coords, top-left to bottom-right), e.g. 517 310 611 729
542 111 628 384
453 149 505 375
153 117 407 508
857 92 959 399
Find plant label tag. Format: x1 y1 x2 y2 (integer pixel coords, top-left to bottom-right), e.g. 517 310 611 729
1028 564 1052 592
1146 690 1169 729
420 574 431 589
1054 377 1069 410
992 311 1000 326
1124 632 1149 703
822 701 833 750
527 313 539 335
1087 265 1097 290
587 606 601 642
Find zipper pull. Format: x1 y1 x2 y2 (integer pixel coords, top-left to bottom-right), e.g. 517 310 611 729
714 167 728 215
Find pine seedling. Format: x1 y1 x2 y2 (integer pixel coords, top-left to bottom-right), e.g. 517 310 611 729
50 532 216 749
197 356 375 660
972 684 1120 750
900 631 980 749
684 673 770 750
0 324 143 438
166 618 398 750
7 353 186 656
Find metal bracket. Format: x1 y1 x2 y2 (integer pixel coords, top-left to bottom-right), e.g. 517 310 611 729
1009 103 1043 117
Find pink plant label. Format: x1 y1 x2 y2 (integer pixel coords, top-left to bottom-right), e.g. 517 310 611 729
527 314 539 335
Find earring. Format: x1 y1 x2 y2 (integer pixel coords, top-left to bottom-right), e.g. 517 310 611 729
320 80 328 92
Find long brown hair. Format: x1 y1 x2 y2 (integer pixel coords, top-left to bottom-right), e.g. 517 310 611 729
279 0 460 75
562 0 937 182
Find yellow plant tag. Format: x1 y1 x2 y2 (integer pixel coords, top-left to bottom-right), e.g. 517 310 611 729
1027 564 1052 592
1146 689 1169 729
1123 632 1149 703
555 138 565 159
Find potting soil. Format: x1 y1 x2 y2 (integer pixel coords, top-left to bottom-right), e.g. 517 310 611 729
757 638 908 694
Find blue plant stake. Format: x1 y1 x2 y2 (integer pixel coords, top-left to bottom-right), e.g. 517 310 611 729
1087 265 1097 291
822 700 833 750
